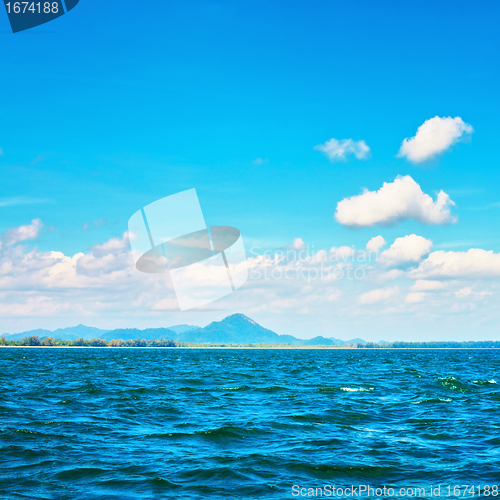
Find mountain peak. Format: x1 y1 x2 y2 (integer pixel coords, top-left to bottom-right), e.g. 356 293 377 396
178 313 276 344
223 313 256 324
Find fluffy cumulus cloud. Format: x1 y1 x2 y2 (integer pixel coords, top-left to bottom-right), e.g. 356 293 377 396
398 116 473 163
335 175 456 228
366 236 386 254
359 286 399 305
411 249 500 279
380 234 432 268
0 227 355 325
314 138 370 162
2 223 500 337
0 222 174 321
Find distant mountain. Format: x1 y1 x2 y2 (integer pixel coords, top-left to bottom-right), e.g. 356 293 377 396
4 328 53 340
349 338 366 345
1 315 366 345
101 328 177 341
52 325 109 340
4 325 109 341
168 324 199 334
177 314 304 345
303 336 345 346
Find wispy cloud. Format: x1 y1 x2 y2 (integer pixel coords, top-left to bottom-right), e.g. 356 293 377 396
314 138 370 162
82 218 108 232
466 202 500 211
1 219 43 247
253 158 269 165
0 196 52 208
29 155 44 167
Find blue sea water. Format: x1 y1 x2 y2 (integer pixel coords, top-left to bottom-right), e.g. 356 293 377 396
1 348 499 499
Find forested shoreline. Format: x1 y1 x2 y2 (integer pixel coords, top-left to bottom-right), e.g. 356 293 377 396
0 336 176 347
2 336 500 349
358 341 500 349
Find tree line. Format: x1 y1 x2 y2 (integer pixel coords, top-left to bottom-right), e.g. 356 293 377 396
358 341 500 349
3 336 499 349
0 336 176 347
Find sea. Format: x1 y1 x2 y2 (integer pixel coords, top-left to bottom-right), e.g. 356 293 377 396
1 348 499 499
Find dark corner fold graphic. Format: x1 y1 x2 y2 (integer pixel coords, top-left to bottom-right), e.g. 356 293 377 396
63 0 79 12
3 0 79 33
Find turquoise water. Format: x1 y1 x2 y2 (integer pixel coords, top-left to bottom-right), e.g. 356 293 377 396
1 348 499 499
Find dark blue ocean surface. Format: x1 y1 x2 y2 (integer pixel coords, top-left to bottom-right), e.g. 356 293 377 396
1 348 499 499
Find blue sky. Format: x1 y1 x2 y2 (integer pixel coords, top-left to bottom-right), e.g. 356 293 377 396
1 1 500 339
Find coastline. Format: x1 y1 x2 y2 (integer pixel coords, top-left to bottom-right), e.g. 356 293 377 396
0 345 354 349
1 345 499 350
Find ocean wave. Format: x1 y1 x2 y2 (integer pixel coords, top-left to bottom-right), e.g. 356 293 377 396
220 385 251 391
438 376 472 393
339 387 375 392
288 461 400 479
410 397 452 404
470 379 497 385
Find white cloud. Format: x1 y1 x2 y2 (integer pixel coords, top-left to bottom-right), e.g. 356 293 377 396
253 158 269 165
405 292 427 304
359 286 399 305
314 138 370 162
454 287 473 298
311 249 328 263
329 246 355 261
0 224 174 321
1 220 499 339
398 116 473 163
366 236 386 254
380 234 432 268
374 269 405 282
411 249 500 279
284 238 306 251
76 235 132 277
1 219 43 248
335 175 456 228
454 287 492 298
0 147 4 156
410 280 445 292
